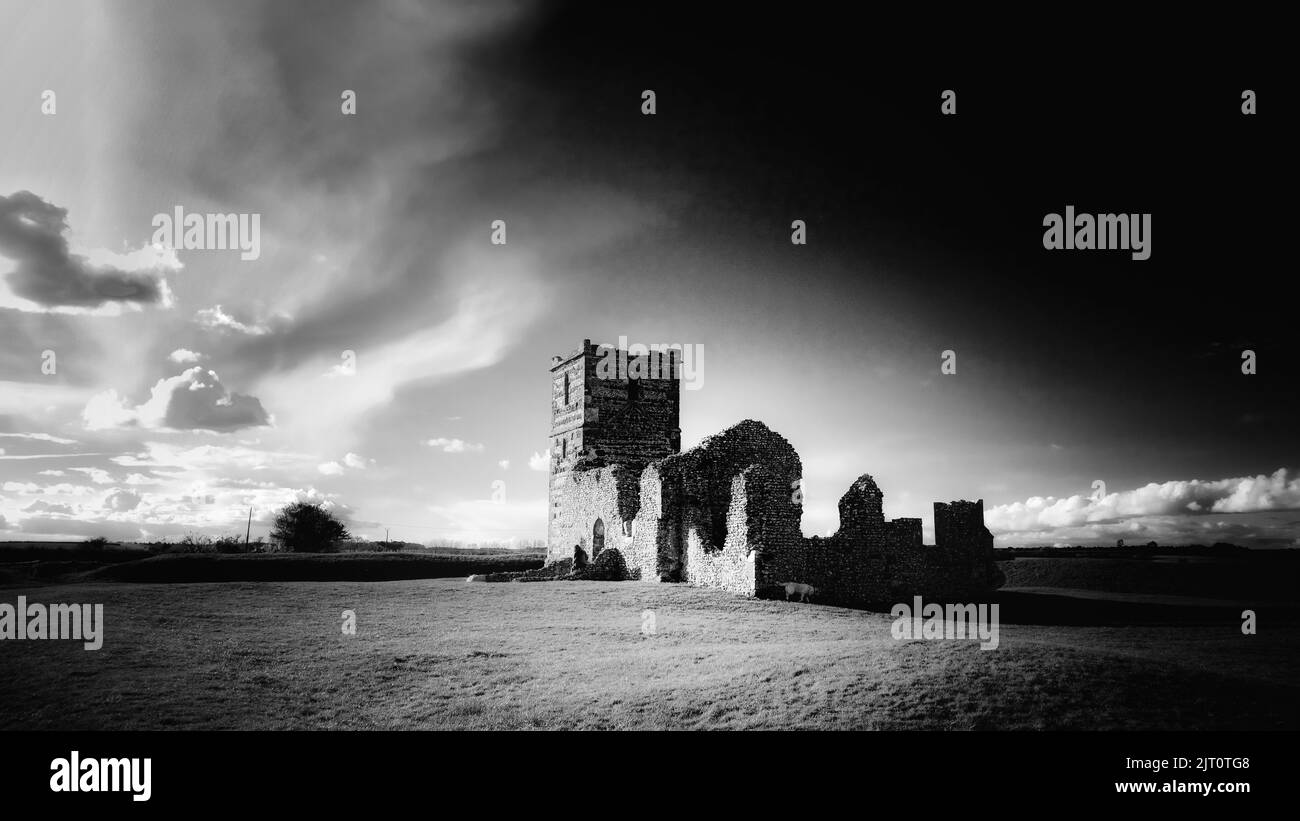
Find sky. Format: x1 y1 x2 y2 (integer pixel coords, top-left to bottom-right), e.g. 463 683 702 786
0 1 1295 547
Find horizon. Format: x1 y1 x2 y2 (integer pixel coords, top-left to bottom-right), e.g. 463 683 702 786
2 2 1295 550
0 532 1286 552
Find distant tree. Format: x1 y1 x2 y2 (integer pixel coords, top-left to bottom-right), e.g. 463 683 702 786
270 502 350 553
1117 538 1125 548
214 535 247 554
84 536 109 551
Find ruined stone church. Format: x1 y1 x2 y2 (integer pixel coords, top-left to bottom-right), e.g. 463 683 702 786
547 339 1002 604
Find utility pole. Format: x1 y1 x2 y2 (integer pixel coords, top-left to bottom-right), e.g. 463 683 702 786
386 527 390 543
245 507 252 547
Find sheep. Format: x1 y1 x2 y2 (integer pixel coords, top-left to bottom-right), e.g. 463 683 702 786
782 581 816 602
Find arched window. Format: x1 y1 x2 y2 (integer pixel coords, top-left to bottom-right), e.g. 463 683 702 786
710 505 727 549
563 372 570 405
593 519 605 556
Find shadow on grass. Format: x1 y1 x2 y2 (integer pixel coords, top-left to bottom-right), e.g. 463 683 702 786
992 589 1300 626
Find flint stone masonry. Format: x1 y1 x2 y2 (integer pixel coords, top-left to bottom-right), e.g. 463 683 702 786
884 518 923 549
545 340 1003 604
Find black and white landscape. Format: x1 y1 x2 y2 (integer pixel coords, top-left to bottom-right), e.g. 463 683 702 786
0 0 1294 748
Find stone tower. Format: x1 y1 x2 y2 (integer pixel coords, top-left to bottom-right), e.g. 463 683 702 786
934 499 998 586
547 339 681 556
934 499 991 551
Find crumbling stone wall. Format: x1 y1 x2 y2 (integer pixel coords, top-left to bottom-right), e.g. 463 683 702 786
681 470 754 594
753 478 1001 605
837 475 885 545
543 339 1002 606
885 518 923 549
681 465 802 595
654 421 802 594
628 464 680 582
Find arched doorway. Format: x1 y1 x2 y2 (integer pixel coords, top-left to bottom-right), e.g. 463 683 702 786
592 518 605 557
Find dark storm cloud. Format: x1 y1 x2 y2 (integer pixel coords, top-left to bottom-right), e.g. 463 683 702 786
0 191 170 310
160 369 271 432
83 368 270 433
116 0 550 376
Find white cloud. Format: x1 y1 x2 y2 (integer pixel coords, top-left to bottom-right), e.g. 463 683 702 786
0 432 78 445
528 450 550 471
168 348 203 364
69 467 114 485
425 437 484 454
0 476 349 543
83 367 270 432
83 241 184 274
318 453 370 475
986 468 1300 533
23 500 76 515
1212 470 1300 513
81 391 138 430
3 481 94 495
103 489 142 512
194 304 270 335
498 459 510 470
111 441 313 474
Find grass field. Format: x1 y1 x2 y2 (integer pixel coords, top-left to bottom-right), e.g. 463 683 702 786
1000 555 1300 600
0 551 543 586
2 577 1296 730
